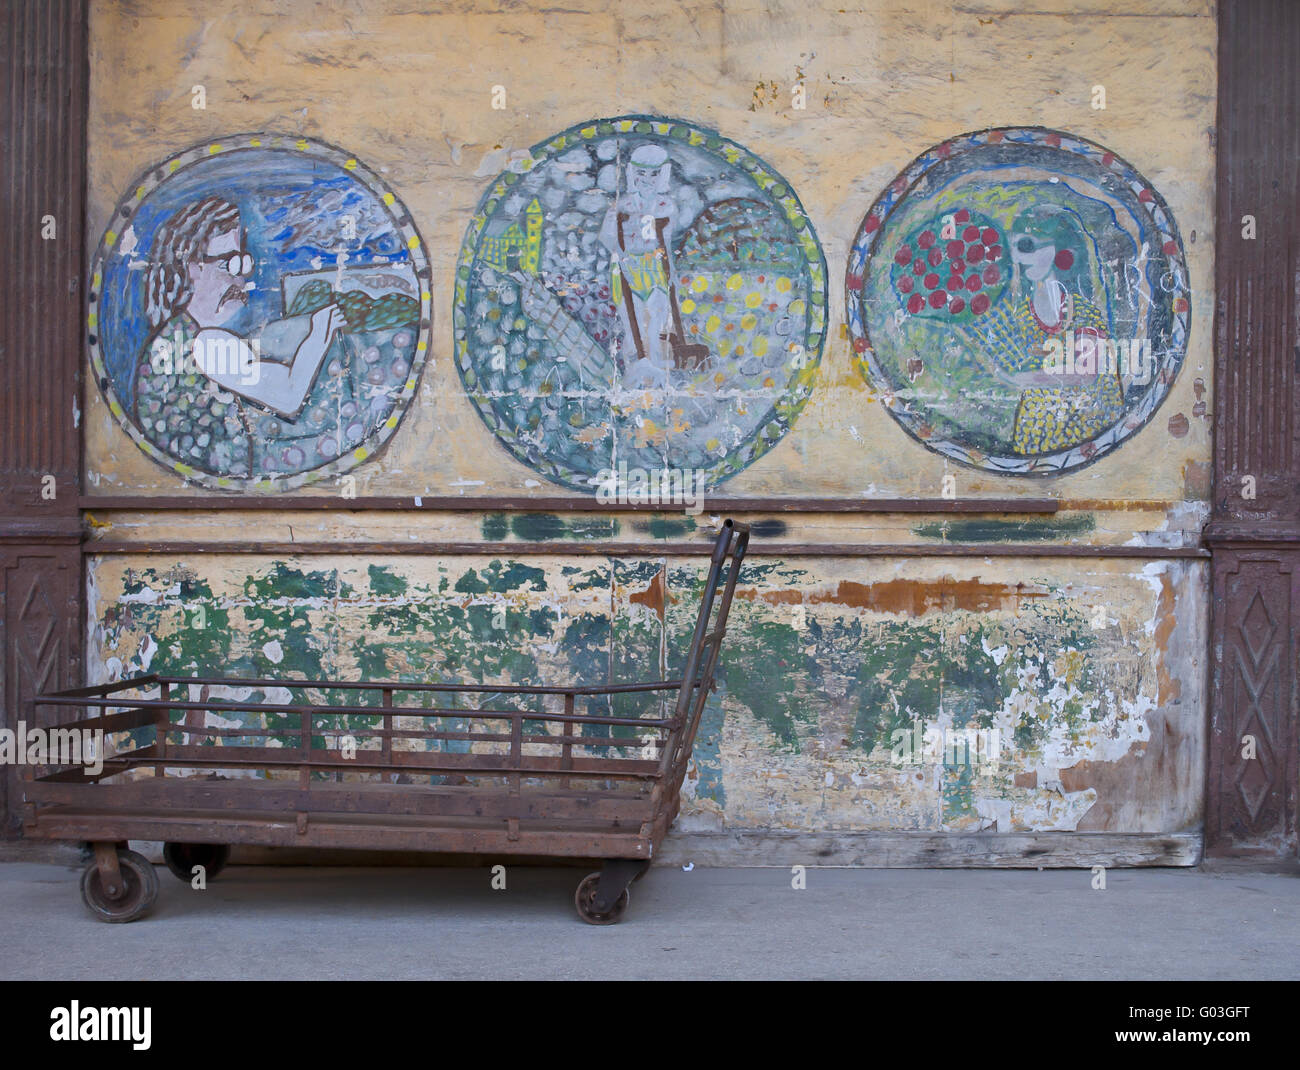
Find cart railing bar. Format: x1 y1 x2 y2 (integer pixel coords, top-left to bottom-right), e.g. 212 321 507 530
39 675 161 699
63 753 665 780
34 697 682 729
31 705 159 735
38 675 690 697
154 724 663 749
28 743 162 783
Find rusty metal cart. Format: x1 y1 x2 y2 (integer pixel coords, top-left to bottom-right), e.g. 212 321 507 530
23 519 749 924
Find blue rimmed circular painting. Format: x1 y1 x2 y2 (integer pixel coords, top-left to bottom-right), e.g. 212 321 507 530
89 134 432 491
846 127 1190 475
454 116 827 492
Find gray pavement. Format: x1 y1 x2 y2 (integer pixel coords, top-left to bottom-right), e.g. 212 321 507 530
1 861 1297 980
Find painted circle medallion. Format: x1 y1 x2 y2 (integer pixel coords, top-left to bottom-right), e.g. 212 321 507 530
89 134 432 491
846 127 1190 474
454 116 827 492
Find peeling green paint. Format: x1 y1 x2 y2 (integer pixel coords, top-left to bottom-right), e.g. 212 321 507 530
367 564 408 597
88 551 1179 835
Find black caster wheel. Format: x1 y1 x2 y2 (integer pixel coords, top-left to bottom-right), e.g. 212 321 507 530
80 848 159 923
162 842 231 882
574 872 629 925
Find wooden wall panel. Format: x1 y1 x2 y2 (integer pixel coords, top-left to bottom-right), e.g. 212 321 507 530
1206 0 1300 858
0 0 88 835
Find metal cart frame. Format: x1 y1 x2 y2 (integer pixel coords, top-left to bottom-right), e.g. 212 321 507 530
23 520 749 924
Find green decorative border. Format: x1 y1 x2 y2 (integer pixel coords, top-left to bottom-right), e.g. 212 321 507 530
88 133 433 492
452 115 827 492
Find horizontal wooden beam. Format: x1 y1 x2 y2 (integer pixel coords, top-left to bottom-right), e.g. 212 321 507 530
79 495 1061 514
81 539 1208 558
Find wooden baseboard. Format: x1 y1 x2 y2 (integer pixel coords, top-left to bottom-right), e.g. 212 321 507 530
653 831 1203 868
3 831 1203 869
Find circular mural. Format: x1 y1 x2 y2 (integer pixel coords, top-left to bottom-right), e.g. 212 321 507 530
454 116 827 492
846 127 1190 475
89 134 432 491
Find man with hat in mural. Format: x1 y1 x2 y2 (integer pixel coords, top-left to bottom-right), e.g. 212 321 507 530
600 144 708 390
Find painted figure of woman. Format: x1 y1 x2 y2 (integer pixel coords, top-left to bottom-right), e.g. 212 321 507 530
977 206 1124 455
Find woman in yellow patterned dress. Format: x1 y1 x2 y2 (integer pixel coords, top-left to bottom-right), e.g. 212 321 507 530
978 207 1124 456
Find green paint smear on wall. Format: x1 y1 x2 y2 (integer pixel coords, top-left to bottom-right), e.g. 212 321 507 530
367 564 408 597
481 513 619 541
644 516 696 539
912 515 1097 542
454 560 547 594
724 618 817 748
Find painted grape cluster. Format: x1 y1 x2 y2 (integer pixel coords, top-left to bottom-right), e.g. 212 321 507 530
890 209 1007 321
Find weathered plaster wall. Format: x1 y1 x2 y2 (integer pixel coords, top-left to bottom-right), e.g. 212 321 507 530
81 0 1216 857
86 534 1206 837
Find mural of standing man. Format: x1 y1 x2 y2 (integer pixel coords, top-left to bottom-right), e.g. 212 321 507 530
599 145 707 389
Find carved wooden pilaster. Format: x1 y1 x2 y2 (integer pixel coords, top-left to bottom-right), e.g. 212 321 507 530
0 0 88 836
1205 0 1300 857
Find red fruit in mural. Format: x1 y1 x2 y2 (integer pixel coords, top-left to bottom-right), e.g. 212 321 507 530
907 293 925 314
917 230 935 249
895 246 913 265
947 240 965 260
927 247 943 267
982 265 1000 284
967 244 984 263
913 258 927 275
954 209 970 223
898 274 914 293
963 225 980 241
981 227 998 245
948 296 965 314
970 292 990 314
946 275 964 291
966 274 982 292
924 272 940 290
928 289 947 308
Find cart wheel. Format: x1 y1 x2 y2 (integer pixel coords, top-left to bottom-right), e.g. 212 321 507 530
574 872 629 925
80 849 159 923
162 842 231 883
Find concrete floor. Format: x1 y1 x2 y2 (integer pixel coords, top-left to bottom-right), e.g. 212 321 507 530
2 861 1297 980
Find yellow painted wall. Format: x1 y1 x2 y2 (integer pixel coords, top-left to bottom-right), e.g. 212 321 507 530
81 0 1216 849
